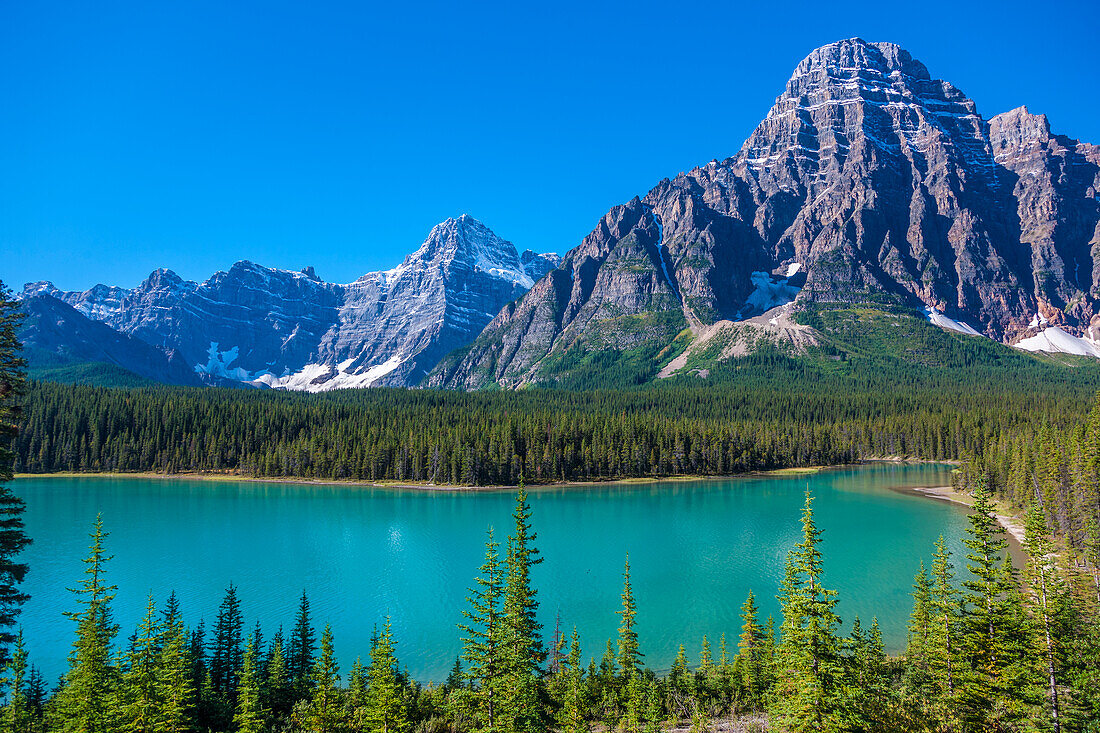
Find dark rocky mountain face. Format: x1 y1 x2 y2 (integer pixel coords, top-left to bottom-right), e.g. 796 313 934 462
433 38 1100 388
18 293 201 386
21 216 560 389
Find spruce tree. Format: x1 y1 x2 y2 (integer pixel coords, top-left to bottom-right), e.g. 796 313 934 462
460 527 503 733
289 590 317 702
157 591 192 733
771 490 843 732
1024 501 1064 732
50 515 120 733
302 624 342 732
119 595 162 732
0 283 31 670
2 630 32 733
928 534 959 716
736 590 763 704
263 631 292 721
366 619 409 733
233 634 266 733
906 560 932 677
617 555 642 680
210 583 244 717
499 486 545 733
557 628 588 733
959 475 1013 728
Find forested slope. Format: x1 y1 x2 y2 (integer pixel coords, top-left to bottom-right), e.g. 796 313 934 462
16 349 1100 485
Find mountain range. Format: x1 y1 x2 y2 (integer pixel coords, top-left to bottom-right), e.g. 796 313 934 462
20 216 559 389
18 38 1100 390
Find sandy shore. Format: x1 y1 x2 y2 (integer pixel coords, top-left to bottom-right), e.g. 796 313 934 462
13 465 828 492
907 484 1027 546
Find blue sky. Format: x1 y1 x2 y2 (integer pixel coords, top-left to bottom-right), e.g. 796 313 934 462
4 0 1098 291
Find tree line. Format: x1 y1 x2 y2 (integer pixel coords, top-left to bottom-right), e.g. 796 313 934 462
14 371 1100 486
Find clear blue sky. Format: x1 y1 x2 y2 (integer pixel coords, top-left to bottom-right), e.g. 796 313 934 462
4 0 1098 291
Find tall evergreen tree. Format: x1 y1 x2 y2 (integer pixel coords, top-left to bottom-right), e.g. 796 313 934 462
460 527 503 733
771 490 844 732
736 590 764 704
2 630 32 733
119 595 161 733
928 535 959 714
1024 502 1063 733
557 628 588 733
157 591 192 733
263 630 292 721
617 555 642 680
0 283 31 669
301 624 341 732
50 515 119 733
233 634 266 733
289 590 317 702
210 583 244 712
499 486 546 733
365 619 409 733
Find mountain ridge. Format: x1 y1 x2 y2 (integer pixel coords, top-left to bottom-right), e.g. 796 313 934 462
20 215 561 389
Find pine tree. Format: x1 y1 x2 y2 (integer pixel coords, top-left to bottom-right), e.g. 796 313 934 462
289 590 317 702
770 490 843 732
499 486 545 733
906 560 932 676
50 515 120 733
557 628 588 733
302 624 341 732
617 555 642 680
736 590 763 704
2 630 32 733
0 282 31 671
157 591 192 733
365 619 409 733
263 630 292 721
119 595 162 732
210 583 244 719
460 527 503 733
347 657 368 729
928 534 960 717
954 473 1038 726
234 634 266 733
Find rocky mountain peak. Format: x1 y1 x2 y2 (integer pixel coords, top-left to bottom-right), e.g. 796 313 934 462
989 105 1052 153
391 214 533 288
788 38 930 86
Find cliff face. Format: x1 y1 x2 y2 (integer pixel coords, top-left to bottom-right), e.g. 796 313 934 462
434 39 1100 388
22 216 560 389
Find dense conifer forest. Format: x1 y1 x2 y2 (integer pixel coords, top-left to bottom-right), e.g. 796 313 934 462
14 353 1100 487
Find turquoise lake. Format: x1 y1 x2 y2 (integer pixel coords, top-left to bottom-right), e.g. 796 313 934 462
15 463 968 683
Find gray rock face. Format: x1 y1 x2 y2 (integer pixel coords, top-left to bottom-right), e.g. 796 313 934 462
18 293 201 385
22 216 558 390
434 38 1100 388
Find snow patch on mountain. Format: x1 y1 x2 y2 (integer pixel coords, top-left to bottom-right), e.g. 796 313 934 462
1014 327 1100 358
925 308 983 337
194 342 254 381
738 271 801 318
251 353 408 392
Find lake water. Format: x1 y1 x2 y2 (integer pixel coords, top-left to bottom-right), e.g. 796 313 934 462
14 463 968 683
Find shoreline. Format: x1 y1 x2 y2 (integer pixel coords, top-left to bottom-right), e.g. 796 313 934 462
11 459 940 492
903 484 1027 547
